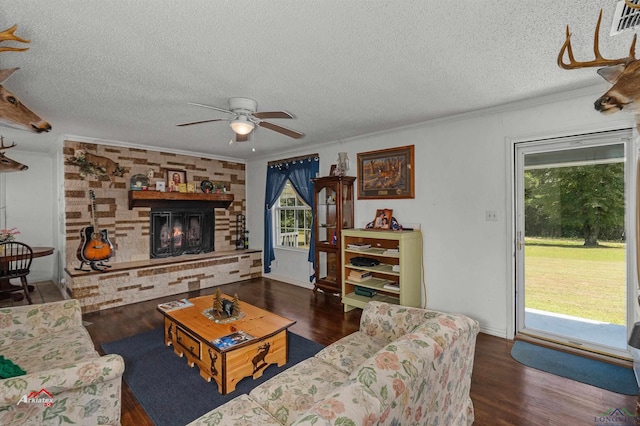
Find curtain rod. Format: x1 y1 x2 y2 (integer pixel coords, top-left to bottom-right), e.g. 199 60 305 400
268 153 318 167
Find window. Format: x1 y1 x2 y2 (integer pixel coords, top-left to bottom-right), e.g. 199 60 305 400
275 182 312 249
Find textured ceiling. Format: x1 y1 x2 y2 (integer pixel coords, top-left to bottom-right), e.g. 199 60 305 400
0 1 636 160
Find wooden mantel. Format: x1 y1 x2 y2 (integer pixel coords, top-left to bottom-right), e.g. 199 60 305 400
128 191 234 209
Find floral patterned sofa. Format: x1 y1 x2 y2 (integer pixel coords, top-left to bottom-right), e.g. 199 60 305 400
188 301 479 426
0 299 125 425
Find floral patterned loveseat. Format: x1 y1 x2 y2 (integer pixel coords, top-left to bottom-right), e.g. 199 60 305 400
189 301 479 426
0 299 125 425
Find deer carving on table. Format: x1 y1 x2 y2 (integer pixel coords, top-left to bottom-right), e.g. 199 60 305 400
0 135 27 172
0 23 51 133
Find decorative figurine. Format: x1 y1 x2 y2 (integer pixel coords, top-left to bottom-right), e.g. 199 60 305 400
210 289 242 320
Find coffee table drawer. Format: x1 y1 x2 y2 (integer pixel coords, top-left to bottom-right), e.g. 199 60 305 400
176 327 201 359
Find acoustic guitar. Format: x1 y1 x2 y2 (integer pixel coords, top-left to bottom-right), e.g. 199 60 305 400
77 190 113 268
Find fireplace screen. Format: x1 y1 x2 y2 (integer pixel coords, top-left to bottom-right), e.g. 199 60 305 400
150 209 214 258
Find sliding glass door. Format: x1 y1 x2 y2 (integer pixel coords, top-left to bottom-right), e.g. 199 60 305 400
514 130 633 357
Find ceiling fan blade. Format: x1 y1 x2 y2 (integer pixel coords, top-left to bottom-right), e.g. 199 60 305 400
259 121 304 139
187 102 236 115
252 111 293 119
236 133 249 142
176 118 228 127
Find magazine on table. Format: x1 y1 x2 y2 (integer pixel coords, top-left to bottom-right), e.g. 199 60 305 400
157 298 194 312
212 330 255 349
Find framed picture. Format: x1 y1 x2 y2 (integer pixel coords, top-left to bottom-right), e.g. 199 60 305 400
165 169 186 192
329 164 337 176
373 209 393 229
357 145 415 199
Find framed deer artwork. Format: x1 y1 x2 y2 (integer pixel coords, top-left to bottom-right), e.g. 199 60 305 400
357 145 415 199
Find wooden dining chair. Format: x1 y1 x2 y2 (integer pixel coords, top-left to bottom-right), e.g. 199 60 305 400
0 241 33 304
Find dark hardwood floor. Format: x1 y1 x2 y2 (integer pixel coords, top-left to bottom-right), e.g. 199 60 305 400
84 278 636 426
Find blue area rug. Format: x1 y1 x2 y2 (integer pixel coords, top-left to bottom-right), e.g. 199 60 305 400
511 341 638 395
102 328 324 426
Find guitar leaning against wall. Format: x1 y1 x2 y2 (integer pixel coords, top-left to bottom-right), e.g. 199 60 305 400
76 190 113 272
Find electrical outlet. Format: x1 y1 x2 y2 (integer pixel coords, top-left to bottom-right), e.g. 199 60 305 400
485 210 498 222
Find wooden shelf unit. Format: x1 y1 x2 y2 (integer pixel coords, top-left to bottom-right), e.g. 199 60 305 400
341 229 423 312
128 191 234 209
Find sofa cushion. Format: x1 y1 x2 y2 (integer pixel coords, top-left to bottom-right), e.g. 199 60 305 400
249 357 348 425
314 331 387 375
0 300 83 345
186 394 282 426
292 382 382 425
1 325 98 373
350 335 443 408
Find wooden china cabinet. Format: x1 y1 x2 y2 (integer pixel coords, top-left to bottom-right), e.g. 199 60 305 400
312 175 355 294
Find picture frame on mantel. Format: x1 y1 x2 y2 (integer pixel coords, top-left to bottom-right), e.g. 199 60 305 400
357 145 414 199
165 169 187 192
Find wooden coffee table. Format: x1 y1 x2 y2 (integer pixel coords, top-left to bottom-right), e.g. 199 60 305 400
157 294 296 394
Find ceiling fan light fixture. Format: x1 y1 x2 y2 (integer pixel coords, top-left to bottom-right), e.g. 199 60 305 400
230 116 255 135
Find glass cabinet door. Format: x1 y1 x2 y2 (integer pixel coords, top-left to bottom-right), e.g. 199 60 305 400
341 181 353 229
312 176 356 294
317 185 338 244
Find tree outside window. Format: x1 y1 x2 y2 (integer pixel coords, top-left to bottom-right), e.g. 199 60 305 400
275 182 312 249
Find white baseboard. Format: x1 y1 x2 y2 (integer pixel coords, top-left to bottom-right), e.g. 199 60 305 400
479 325 509 339
262 273 314 290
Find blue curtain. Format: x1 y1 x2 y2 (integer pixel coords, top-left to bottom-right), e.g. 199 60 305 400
287 159 320 272
263 156 319 274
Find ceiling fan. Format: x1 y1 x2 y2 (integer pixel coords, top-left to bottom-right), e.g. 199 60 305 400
176 97 304 142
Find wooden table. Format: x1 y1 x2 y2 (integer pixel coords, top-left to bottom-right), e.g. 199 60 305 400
157 294 296 395
0 246 54 300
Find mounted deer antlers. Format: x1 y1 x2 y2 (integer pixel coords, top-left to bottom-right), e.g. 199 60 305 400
0 23 51 133
625 0 640 10
0 24 29 52
0 135 27 173
558 10 636 70
558 10 640 121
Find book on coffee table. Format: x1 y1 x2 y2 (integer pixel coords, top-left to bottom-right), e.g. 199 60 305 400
212 330 255 349
157 298 194 312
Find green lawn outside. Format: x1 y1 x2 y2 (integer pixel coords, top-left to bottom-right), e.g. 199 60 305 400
524 237 626 325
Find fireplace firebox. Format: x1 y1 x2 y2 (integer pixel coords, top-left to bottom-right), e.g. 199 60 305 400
150 208 214 258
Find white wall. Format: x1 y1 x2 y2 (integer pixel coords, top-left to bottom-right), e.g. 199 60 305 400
1 85 634 336
246 86 636 338
1 150 59 282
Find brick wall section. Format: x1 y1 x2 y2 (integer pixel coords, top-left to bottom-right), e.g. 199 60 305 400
64 141 246 266
67 251 262 313
63 140 259 312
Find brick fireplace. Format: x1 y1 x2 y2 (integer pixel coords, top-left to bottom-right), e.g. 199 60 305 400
149 207 215 258
63 140 261 312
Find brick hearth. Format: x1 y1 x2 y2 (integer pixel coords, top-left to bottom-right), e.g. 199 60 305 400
64 250 261 313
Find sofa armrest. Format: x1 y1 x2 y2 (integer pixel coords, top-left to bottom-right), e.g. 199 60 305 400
410 311 480 349
358 301 443 343
0 299 83 345
0 353 124 405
